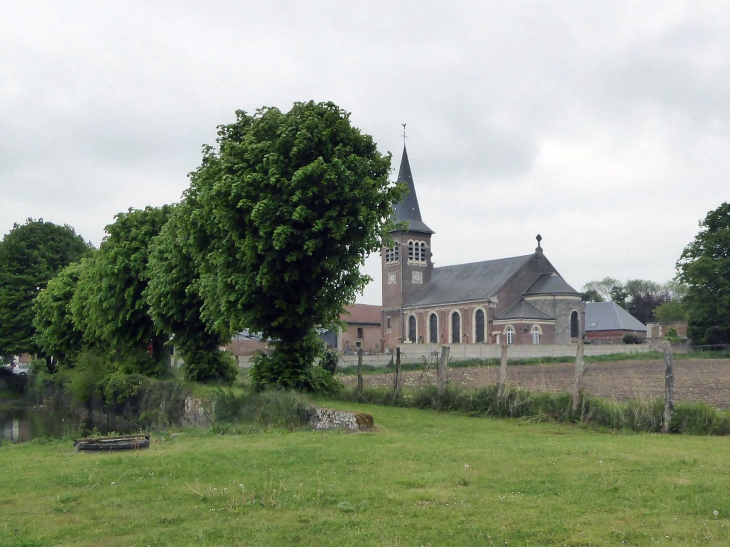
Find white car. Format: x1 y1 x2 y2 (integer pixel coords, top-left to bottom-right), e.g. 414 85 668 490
11 363 31 376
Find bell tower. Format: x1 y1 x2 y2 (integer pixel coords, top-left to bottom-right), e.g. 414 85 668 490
382 144 434 348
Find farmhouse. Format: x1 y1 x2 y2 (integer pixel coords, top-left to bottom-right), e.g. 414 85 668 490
381 146 585 350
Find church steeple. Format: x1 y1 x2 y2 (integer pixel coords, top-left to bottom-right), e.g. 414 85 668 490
392 146 434 234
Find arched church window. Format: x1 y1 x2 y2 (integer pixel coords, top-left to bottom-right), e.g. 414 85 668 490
531 325 541 345
429 313 438 343
451 311 461 343
505 325 515 345
419 242 427 263
408 315 417 343
475 309 485 343
394 244 399 262
570 311 579 339
408 240 414 261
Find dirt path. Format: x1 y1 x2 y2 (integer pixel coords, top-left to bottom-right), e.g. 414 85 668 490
340 358 730 408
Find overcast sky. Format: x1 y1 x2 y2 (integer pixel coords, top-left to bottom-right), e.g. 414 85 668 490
2 1 728 305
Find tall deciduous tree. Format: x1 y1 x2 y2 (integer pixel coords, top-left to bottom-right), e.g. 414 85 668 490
184 101 401 390
33 260 89 366
71 206 172 375
582 277 623 302
0 219 92 355
146 204 237 382
677 202 730 344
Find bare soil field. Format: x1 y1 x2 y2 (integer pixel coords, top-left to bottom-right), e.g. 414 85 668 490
340 358 730 408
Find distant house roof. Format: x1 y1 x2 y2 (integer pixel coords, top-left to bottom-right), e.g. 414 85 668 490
585 302 647 332
495 299 554 321
404 255 534 307
524 272 579 296
342 303 381 326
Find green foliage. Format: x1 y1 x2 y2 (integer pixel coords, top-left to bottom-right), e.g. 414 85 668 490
71 206 172 371
308 365 343 394
213 389 313 430
321 350 339 375
249 332 323 391
678 202 730 344
0 219 92 355
622 333 641 344
32 261 87 366
335 383 730 436
580 289 604 302
63 349 110 404
653 300 687 322
182 101 402 389
146 205 235 382
581 277 622 302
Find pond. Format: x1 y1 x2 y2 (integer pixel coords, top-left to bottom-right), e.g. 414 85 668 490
0 400 130 443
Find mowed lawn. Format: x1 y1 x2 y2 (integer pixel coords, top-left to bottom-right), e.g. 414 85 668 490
2 403 730 546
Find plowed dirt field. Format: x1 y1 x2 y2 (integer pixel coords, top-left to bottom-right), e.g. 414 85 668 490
340 358 730 408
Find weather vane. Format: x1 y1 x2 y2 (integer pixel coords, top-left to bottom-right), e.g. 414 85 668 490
402 123 407 144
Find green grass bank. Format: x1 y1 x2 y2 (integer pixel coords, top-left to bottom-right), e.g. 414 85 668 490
3 402 730 546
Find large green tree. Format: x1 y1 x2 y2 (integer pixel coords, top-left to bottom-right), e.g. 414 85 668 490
32 260 89 366
146 204 236 382
183 101 401 389
0 219 92 355
677 202 730 344
71 206 172 374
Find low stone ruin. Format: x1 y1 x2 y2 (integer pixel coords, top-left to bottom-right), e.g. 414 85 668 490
309 408 374 431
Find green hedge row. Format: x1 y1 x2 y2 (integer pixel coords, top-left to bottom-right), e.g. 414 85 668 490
333 384 730 435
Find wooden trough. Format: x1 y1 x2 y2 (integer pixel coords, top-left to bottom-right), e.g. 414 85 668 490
74 434 150 452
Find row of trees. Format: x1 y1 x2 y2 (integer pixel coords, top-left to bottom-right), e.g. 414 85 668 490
580 278 686 325
580 202 730 345
1 101 403 388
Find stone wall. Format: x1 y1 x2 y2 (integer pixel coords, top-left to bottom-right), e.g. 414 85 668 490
309 408 374 431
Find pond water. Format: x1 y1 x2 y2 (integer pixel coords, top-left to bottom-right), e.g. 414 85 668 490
0 401 128 443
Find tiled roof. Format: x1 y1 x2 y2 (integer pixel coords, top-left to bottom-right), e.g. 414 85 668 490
524 272 579 295
585 302 646 332
342 303 381 325
404 254 534 307
495 299 554 321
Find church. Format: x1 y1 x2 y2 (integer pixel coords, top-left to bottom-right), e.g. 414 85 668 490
381 146 585 349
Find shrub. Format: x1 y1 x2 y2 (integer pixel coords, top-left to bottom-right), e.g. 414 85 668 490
623 333 641 344
213 389 313 430
321 350 339 375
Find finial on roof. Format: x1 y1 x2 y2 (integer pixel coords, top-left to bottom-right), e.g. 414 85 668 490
402 123 407 145
535 234 543 254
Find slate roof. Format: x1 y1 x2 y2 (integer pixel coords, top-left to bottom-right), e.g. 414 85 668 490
391 146 434 234
585 302 647 332
404 254 534 307
495 299 554 321
524 272 579 295
341 303 381 325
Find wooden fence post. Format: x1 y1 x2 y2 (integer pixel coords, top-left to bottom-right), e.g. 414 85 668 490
663 344 674 434
572 339 585 412
392 347 402 399
437 345 449 402
497 344 508 397
356 349 363 398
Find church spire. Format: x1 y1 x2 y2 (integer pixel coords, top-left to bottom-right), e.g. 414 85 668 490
392 145 434 234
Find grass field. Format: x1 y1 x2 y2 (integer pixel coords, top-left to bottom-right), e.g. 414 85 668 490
3 402 730 546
